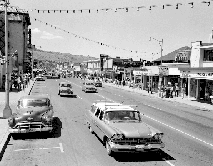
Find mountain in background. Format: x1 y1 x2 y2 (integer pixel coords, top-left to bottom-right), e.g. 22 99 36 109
33 48 98 63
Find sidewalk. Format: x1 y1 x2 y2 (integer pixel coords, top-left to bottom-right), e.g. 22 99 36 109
103 82 213 117
0 80 35 158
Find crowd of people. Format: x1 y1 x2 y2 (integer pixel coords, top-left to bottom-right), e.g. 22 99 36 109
1 73 32 92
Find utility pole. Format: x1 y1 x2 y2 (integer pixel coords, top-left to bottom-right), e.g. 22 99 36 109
3 0 12 118
149 37 163 97
31 45 35 80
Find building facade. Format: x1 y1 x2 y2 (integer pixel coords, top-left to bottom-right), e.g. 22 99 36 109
0 6 30 88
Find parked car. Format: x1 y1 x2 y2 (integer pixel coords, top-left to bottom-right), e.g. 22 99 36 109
58 82 73 96
85 102 165 156
94 80 102 87
35 76 45 81
82 81 97 93
8 95 54 139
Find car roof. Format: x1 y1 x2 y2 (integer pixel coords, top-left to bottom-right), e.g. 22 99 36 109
94 102 136 112
60 82 71 84
19 94 50 100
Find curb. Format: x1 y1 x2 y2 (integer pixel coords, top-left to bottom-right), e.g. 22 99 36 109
0 129 10 160
0 80 35 160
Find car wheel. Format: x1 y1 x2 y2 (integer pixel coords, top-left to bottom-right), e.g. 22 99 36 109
58 91 60 95
106 139 113 156
11 134 19 140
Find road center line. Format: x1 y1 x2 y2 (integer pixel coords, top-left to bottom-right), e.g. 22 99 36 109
59 143 64 153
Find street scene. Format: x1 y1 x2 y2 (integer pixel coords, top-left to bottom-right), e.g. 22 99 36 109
0 0 213 166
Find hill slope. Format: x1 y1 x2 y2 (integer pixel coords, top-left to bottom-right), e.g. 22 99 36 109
33 49 98 63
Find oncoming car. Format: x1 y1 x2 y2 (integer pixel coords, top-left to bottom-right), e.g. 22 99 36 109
85 102 165 156
94 79 102 87
8 95 54 139
58 82 73 96
82 81 97 93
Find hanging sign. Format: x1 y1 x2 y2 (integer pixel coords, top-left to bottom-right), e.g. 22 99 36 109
159 66 169 76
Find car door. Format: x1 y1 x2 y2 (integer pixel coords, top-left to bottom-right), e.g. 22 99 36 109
95 110 107 140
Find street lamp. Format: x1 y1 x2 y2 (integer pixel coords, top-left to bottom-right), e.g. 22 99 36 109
3 0 12 118
149 37 163 97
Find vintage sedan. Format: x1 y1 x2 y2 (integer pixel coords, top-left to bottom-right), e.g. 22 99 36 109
58 82 73 96
85 102 165 156
82 81 97 93
94 79 102 87
8 95 54 139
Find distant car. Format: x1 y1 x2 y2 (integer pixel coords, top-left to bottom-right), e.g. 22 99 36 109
85 102 165 156
94 80 102 87
82 81 97 93
8 95 54 139
35 76 45 81
58 82 73 96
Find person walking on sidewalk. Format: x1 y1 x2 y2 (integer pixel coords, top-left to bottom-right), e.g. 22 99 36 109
182 84 186 99
175 83 180 97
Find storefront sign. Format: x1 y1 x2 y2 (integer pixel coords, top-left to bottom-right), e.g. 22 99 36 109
181 72 213 79
133 71 143 75
159 66 169 76
197 72 213 77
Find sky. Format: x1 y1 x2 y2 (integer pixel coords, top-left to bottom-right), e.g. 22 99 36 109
9 0 213 61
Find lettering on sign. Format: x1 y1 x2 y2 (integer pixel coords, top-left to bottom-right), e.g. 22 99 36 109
197 73 213 77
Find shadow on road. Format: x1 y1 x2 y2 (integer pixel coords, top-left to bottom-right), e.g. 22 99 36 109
60 95 77 98
92 133 175 163
113 150 175 162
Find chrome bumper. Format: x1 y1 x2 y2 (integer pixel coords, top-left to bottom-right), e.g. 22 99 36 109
109 142 165 152
9 126 53 133
9 121 53 133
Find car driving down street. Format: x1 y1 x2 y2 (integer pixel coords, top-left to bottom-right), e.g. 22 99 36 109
86 102 165 156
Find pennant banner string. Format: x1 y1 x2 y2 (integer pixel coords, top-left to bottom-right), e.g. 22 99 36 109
30 1 212 13
32 17 147 54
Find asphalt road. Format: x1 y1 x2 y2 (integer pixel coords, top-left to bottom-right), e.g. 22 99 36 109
1 78 213 166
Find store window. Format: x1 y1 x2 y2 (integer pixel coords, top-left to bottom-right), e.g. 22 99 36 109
203 50 213 61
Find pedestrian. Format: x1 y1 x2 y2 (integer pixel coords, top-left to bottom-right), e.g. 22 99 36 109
182 84 186 99
170 85 174 98
122 80 125 86
17 76 21 91
175 83 179 97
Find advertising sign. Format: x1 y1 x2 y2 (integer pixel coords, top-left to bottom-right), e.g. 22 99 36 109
159 66 169 76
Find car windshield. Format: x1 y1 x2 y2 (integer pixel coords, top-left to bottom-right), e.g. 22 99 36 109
86 82 94 85
105 111 141 122
21 99 49 108
61 84 71 87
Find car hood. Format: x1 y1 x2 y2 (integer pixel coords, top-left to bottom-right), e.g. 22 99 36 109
108 122 154 138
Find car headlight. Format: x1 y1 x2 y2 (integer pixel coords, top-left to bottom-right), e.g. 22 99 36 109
153 133 164 140
8 117 16 127
111 133 124 140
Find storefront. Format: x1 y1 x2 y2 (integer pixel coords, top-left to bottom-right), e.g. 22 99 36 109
179 67 213 101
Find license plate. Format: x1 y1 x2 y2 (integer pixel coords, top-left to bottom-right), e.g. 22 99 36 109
135 145 145 149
